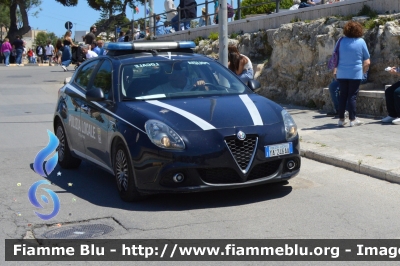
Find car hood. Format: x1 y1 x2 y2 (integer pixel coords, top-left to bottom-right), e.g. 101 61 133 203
125 94 282 131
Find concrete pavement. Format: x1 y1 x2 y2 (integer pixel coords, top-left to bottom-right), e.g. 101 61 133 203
287 105 400 184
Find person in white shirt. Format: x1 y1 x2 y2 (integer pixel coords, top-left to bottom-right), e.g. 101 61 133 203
81 44 98 59
45 40 55 65
164 0 177 21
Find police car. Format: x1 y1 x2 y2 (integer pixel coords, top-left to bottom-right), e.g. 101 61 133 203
53 41 300 201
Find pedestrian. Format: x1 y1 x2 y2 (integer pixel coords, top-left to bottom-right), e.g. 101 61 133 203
299 0 316 8
228 44 254 84
1 38 12 66
199 7 211 27
327 71 368 116
81 44 98 59
164 0 177 22
93 40 104 55
61 31 78 72
381 67 400 125
12 35 24 66
171 0 197 32
118 31 125 42
84 25 96 45
155 15 166 36
55 39 63 65
213 0 219 24
335 21 370 127
27 48 33 63
45 40 55 66
36 44 44 64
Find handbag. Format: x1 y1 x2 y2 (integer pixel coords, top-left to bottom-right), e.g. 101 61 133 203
327 37 343 70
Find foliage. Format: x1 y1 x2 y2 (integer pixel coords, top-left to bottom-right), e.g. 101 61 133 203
229 32 238 39
280 0 293 9
34 31 59 47
0 4 10 32
193 36 204 46
290 17 301 23
363 16 395 30
357 5 378 19
208 31 218 41
239 0 277 19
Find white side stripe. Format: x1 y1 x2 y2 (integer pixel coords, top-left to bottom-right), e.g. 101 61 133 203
65 84 147 134
146 100 216 130
239 94 263 126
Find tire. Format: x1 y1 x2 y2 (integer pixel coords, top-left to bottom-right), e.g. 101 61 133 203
113 142 142 202
55 122 81 169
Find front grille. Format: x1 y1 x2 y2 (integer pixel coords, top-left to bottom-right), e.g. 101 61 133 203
198 168 242 184
225 136 257 171
247 160 282 181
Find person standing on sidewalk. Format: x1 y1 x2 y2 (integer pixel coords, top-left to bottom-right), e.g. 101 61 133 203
1 38 12 66
84 25 96 45
335 21 370 127
12 35 24 66
45 40 55 66
381 67 400 125
171 0 197 31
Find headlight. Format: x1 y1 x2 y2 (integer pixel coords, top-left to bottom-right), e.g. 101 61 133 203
144 120 185 150
281 109 298 141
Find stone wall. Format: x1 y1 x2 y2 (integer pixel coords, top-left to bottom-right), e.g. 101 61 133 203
195 14 400 116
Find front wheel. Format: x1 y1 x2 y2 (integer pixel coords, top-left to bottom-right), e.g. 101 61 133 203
113 142 142 202
56 122 81 169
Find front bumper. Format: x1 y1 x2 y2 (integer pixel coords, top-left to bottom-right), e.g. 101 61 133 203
131 128 301 193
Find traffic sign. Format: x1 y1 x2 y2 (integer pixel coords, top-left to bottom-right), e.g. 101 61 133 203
116 27 121 33
65 21 73 30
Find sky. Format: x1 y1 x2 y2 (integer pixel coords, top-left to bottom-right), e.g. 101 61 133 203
28 1 233 39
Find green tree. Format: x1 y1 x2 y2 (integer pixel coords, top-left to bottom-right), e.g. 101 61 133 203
237 0 281 18
35 31 58 46
1 0 42 42
56 0 145 37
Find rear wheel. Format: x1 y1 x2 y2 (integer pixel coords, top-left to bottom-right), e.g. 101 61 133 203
113 142 142 202
56 122 81 169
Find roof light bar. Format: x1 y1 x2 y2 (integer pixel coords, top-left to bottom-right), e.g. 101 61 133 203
104 41 195 51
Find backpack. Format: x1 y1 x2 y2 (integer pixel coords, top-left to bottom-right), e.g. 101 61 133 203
227 3 234 18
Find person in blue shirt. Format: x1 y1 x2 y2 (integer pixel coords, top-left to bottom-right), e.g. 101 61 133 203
335 21 370 127
199 8 211 27
155 15 166 36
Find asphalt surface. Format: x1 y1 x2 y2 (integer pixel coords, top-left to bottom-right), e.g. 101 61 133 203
1 64 400 266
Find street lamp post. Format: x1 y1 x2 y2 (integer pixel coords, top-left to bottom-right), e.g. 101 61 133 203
74 23 77 41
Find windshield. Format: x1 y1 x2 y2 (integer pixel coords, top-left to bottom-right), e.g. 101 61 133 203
120 58 252 100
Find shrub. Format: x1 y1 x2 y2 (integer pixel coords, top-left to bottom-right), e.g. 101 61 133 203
357 5 378 19
229 32 239 39
208 31 219 41
193 36 204 46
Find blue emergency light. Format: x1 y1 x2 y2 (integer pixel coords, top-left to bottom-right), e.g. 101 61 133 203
104 41 196 51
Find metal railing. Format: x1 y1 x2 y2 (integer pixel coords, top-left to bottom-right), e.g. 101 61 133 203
114 0 300 41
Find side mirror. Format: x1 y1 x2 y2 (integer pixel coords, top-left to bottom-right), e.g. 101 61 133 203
64 77 72 85
86 87 105 102
247 79 261 91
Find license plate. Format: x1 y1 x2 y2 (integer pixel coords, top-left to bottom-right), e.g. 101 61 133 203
265 143 293 157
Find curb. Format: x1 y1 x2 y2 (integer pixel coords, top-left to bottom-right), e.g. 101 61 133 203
300 149 400 184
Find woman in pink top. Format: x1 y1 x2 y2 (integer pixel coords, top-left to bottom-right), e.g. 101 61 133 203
1 38 13 66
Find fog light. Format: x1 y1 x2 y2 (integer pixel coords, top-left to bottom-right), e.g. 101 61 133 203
287 160 296 170
160 136 170 147
172 173 185 183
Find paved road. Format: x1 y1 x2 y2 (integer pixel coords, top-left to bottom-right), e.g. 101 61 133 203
1 66 400 265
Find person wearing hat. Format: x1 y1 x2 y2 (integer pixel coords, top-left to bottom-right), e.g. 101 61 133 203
199 7 211 27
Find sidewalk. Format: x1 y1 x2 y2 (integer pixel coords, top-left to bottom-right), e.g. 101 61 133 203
287 106 400 184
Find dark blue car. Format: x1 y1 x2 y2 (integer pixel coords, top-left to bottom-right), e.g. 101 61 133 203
53 41 300 201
